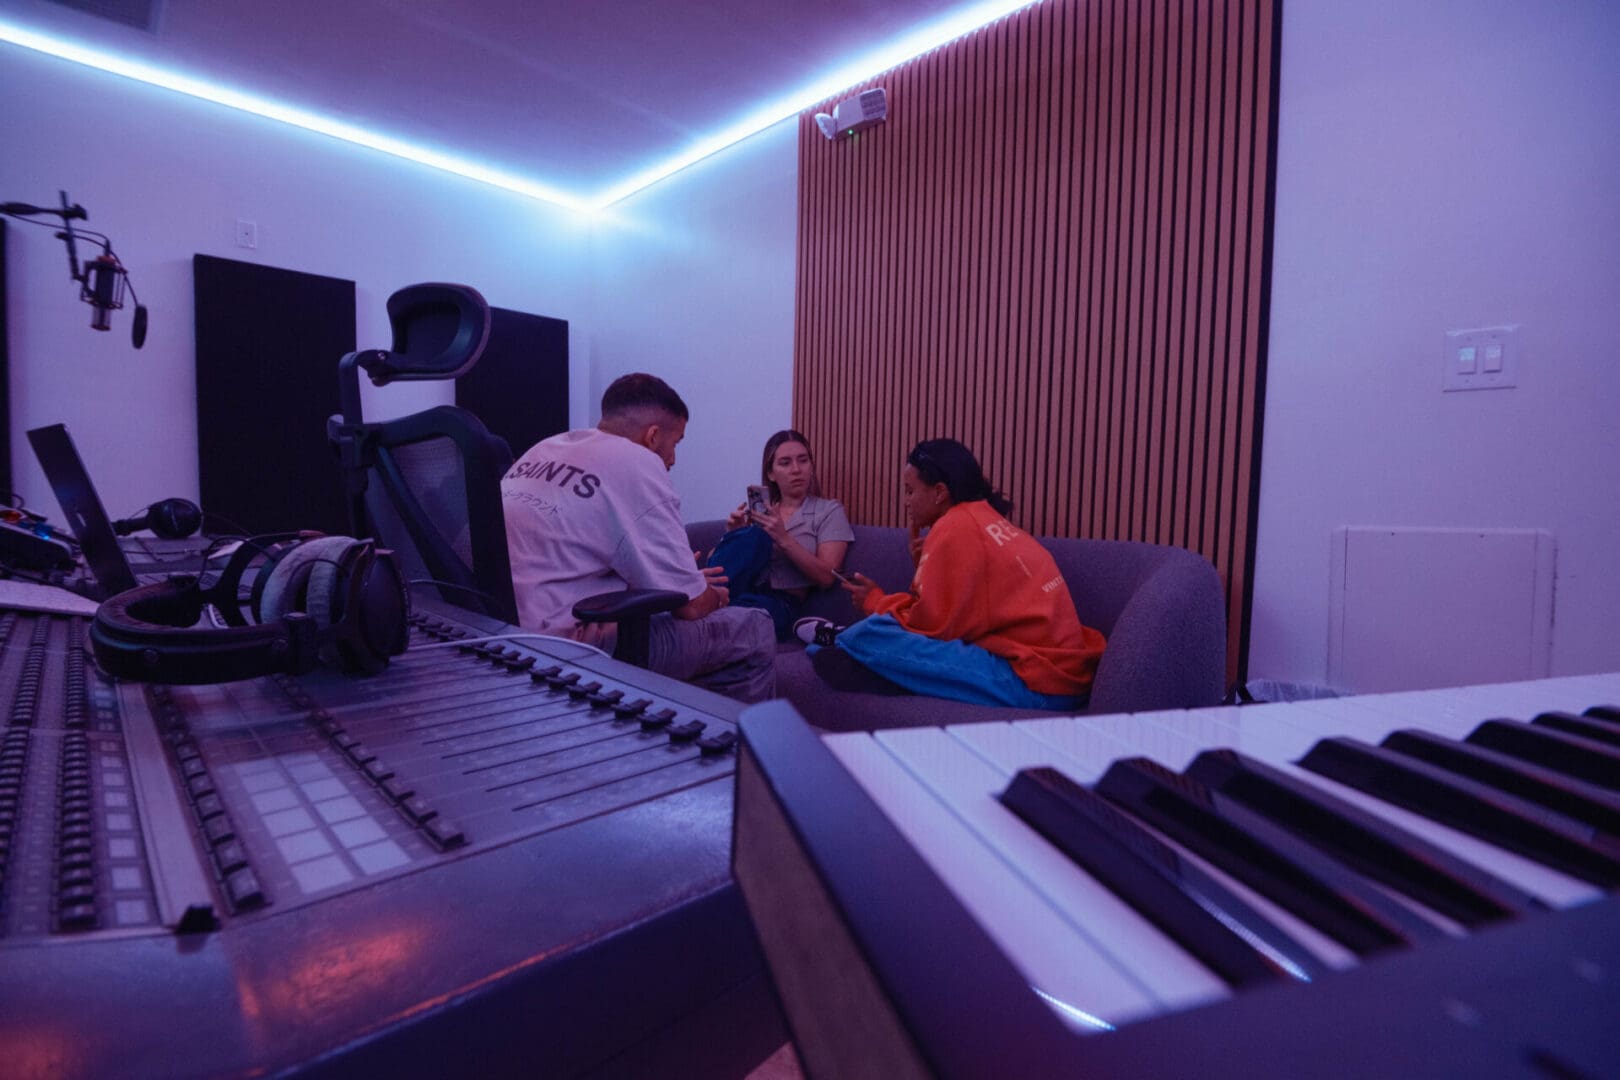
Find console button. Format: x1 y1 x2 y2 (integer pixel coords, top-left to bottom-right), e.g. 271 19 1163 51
225 868 266 910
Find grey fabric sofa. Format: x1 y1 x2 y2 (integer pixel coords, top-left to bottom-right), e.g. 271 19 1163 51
687 520 1227 732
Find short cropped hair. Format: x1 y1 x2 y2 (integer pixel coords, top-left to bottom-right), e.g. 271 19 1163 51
601 373 689 422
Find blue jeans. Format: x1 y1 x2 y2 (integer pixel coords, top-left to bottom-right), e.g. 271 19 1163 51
706 525 800 641
833 615 1085 710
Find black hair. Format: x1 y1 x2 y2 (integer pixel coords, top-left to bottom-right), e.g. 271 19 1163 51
761 429 820 501
906 438 1012 517
600 373 689 422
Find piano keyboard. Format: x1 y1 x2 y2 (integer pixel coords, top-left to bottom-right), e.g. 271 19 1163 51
733 673 1620 1079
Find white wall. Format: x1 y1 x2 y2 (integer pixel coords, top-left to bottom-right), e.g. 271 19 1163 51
1 45 593 523
585 118 799 522
1249 0 1620 687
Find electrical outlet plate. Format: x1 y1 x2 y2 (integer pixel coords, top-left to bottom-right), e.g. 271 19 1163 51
1443 324 1519 392
235 219 258 249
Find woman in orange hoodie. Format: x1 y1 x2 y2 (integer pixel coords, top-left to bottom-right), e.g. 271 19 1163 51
812 438 1106 708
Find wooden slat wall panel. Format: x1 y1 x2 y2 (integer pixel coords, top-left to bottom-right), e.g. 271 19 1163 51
794 0 1279 685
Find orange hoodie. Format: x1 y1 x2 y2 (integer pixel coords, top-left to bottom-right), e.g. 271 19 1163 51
861 501 1106 696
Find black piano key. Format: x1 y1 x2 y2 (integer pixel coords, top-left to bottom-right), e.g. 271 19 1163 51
1186 748 1540 927
1534 711 1620 749
1465 720 1620 792
1298 737 1620 887
1382 728 1620 835
1585 705 1620 724
998 767 1317 988
1096 757 1440 956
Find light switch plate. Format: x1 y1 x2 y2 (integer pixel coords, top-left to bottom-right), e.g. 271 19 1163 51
1443 324 1519 392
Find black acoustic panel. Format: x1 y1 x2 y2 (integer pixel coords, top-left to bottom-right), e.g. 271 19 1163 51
194 254 354 536
456 306 567 458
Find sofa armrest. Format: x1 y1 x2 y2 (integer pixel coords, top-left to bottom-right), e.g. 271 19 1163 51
1087 553 1226 715
686 520 728 557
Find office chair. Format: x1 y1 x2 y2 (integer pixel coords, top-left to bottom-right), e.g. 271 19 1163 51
329 283 682 665
329 283 516 623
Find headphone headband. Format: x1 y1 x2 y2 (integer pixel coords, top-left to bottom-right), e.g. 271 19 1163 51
89 534 408 684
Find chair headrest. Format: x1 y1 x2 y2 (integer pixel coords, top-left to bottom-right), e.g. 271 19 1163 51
359 283 492 385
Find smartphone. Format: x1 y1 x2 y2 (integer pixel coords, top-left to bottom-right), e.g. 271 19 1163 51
829 567 855 586
746 484 771 517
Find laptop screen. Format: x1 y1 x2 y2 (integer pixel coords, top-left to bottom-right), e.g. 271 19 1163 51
26 424 140 598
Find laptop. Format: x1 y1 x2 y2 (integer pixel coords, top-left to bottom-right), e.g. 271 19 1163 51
26 423 141 599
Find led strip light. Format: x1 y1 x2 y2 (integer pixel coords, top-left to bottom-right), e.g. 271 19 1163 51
1 1 1044 214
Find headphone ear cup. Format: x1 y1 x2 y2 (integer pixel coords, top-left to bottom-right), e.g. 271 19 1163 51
306 540 409 673
302 537 369 629
354 547 410 663
247 538 304 624
259 536 357 625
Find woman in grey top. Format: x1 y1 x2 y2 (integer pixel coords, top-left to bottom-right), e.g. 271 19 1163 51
706 429 854 639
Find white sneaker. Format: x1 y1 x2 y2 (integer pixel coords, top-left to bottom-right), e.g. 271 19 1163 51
793 616 842 647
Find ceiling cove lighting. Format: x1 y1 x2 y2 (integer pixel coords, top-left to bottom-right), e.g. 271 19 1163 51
1 0 1044 215
589 0 1045 208
0 19 593 213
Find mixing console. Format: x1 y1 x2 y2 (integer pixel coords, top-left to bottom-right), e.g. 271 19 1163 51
0 595 782 1078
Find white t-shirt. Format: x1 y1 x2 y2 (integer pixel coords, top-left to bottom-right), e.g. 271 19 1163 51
502 428 706 645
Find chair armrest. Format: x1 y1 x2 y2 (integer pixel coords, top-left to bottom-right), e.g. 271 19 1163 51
572 589 688 624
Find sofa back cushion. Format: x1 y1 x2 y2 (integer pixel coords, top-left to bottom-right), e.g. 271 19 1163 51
688 519 1195 638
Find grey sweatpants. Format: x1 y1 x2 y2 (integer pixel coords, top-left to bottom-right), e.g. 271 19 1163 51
647 606 777 703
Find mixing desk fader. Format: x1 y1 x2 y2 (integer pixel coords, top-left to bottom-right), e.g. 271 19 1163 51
0 595 783 1078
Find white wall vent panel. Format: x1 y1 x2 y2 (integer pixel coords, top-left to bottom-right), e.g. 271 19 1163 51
1328 527 1555 694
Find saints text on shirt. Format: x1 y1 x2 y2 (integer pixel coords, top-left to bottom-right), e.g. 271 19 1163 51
505 458 601 498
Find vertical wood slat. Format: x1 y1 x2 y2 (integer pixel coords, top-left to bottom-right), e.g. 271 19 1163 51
793 0 1279 686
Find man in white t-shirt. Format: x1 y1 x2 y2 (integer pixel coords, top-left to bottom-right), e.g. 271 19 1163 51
502 373 775 702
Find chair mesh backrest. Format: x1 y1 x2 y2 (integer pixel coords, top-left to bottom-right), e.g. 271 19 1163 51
368 435 474 574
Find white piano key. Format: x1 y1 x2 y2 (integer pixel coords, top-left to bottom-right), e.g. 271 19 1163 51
1291 675 1620 740
1022 708 1315 776
871 726 1229 1010
821 732 1160 1029
1257 696 1454 745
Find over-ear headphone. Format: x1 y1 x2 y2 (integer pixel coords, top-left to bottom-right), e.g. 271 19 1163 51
112 497 203 540
90 533 410 684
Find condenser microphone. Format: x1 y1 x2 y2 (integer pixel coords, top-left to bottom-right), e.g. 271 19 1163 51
85 253 125 332
113 498 203 540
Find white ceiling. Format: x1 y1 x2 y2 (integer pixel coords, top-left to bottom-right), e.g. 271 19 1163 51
0 0 1018 207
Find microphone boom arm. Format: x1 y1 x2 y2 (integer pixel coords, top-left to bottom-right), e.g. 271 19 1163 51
57 189 85 285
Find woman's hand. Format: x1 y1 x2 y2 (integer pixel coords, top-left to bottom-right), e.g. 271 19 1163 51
725 503 749 531
907 523 925 567
840 571 879 611
753 505 791 546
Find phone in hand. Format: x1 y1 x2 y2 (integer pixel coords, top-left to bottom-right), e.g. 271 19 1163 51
746 484 771 518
